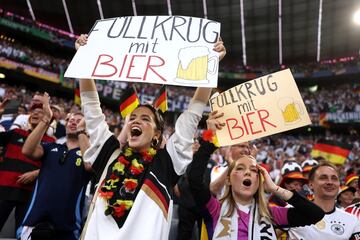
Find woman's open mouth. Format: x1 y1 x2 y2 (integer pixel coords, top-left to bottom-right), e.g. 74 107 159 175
130 126 142 137
243 179 252 187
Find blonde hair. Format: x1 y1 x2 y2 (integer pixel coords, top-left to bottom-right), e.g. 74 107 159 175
220 155 272 221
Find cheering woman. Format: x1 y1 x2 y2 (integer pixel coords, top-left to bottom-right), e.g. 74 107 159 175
75 34 226 240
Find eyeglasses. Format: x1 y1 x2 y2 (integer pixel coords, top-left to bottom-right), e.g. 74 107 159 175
58 150 69 165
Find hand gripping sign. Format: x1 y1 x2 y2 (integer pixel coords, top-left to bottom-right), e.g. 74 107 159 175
209 69 311 146
65 16 221 88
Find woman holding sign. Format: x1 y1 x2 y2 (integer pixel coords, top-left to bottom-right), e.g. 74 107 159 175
188 110 325 240
75 34 226 240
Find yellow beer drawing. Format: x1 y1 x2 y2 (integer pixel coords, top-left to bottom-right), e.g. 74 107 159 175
176 46 216 82
278 98 303 123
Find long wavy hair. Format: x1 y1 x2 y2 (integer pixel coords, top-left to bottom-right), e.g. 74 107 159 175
220 155 272 221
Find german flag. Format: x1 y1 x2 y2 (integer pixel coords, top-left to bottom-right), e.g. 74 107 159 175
153 85 168 113
119 86 140 118
74 81 81 106
311 139 352 165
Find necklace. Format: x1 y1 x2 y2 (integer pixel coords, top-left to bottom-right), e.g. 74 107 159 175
98 147 157 220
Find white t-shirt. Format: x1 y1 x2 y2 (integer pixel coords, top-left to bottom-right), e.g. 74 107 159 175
11 114 55 136
10 114 30 130
288 207 360 240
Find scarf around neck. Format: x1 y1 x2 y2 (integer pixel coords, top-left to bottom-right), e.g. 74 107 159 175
213 199 276 240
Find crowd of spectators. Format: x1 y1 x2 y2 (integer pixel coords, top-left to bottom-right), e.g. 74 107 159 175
0 22 360 116
302 84 360 113
1 78 360 239
1 32 360 79
1 81 359 167
0 8 77 43
220 55 360 75
0 38 68 73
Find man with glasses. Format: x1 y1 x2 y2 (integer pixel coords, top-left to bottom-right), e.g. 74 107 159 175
0 102 55 235
18 93 91 240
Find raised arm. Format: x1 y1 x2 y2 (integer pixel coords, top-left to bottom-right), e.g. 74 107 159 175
76 118 90 156
75 34 113 166
188 110 224 206
76 34 97 93
22 93 52 160
258 165 324 227
188 39 226 107
209 165 228 196
166 39 226 175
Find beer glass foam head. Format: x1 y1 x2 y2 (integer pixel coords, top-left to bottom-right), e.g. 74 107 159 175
278 98 291 112
178 46 209 70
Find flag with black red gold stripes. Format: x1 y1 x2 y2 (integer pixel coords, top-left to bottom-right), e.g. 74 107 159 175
311 139 352 165
119 86 140 118
74 81 81 106
153 85 168 113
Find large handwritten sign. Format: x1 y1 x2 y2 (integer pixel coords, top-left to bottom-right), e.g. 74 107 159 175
65 16 221 87
210 69 311 146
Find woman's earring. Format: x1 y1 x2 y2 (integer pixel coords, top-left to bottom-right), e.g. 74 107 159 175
151 138 159 148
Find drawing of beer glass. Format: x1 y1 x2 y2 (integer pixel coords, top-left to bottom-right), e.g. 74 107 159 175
278 97 303 124
176 46 217 83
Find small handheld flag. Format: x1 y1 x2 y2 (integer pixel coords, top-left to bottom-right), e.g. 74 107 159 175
153 85 168 113
119 86 140 118
74 81 81 106
311 139 352 165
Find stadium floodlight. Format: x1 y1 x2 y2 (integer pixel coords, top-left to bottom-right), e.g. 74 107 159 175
353 9 360 25
309 85 318 93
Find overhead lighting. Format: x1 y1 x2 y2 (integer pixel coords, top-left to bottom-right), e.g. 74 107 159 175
309 85 318 93
353 9 360 25
0 73 5 78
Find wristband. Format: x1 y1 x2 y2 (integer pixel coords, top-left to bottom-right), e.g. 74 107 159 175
76 129 87 137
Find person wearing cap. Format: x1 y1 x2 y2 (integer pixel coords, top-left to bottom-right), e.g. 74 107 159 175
288 162 360 239
9 93 42 131
337 186 356 209
300 158 319 201
345 173 359 189
301 158 319 179
345 175 360 218
0 102 55 234
269 161 307 207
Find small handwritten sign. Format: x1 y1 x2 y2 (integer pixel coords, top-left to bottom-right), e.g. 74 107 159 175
210 69 311 146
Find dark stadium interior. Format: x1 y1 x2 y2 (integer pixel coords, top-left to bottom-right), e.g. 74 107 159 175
2 0 360 64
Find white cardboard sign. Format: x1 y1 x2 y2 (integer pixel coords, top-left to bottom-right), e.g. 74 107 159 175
65 16 221 87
